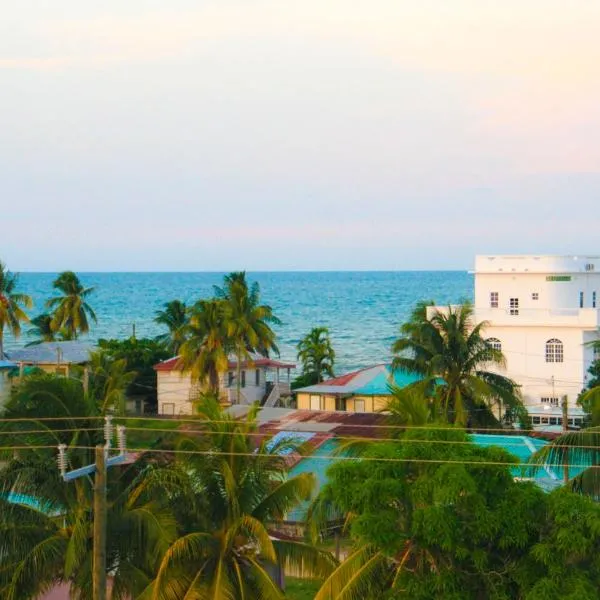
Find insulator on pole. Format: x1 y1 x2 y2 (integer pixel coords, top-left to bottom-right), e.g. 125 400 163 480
104 415 114 448
117 425 126 455
57 444 68 478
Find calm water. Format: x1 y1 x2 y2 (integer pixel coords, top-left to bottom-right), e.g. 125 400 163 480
6 271 472 372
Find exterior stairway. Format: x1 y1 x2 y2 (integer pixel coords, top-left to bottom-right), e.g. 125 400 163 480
263 382 292 407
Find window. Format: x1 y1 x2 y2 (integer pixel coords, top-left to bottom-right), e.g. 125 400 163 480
585 263 595 272
255 369 260 386
310 395 321 410
545 339 564 363
486 337 502 352
490 292 499 308
549 417 558 426
227 372 234 387
335 397 346 411
532 416 541 425
541 396 559 406
593 291 597 308
580 291 584 308
509 297 519 315
532 292 539 301
241 370 246 388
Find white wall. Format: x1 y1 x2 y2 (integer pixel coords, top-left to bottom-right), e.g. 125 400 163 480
157 367 268 414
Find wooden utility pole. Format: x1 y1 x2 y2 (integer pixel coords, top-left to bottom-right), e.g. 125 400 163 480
83 366 89 395
93 445 107 600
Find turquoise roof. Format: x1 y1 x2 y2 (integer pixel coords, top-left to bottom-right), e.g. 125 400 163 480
352 366 421 395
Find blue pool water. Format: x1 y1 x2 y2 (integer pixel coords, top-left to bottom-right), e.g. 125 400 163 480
266 431 315 455
286 434 564 520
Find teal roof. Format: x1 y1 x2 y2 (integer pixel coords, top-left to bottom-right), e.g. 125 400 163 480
352 366 421 395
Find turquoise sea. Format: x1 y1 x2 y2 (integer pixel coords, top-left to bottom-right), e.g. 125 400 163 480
7 272 472 372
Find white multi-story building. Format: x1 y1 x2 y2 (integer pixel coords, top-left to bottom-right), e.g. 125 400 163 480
470 255 600 428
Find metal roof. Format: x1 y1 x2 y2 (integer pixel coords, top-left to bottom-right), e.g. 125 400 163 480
296 365 421 395
155 352 295 372
6 341 96 365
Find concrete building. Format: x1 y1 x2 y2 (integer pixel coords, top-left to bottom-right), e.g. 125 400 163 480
432 255 600 429
296 364 419 413
154 353 295 415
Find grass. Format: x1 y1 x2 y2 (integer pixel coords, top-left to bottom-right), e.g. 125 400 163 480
285 578 322 600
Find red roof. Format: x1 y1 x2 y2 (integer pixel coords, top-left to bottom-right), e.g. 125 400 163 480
154 356 295 372
319 365 372 387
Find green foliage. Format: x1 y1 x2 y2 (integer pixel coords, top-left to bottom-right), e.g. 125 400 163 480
515 489 600 599
214 272 281 404
97 337 170 413
88 351 137 415
314 428 547 600
177 299 230 395
26 313 70 345
0 260 32 359
144 396 336 599
297 327 336 384
154 300 189 355
46 271 96 339
392 301 523 427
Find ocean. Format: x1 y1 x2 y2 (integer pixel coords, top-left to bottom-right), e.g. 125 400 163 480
6 271 472 373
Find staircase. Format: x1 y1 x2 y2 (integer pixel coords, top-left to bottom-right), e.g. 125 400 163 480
263 382 292 408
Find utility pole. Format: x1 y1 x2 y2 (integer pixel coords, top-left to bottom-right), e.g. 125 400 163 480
83 366 90 395
57 419 128 600
93 445 107 600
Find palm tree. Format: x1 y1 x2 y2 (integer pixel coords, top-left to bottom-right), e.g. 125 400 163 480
88 350 137 415
215 272 280 404
154 300 189 355
146 397 336 599
297 327 335 384
46 271 96 339
392 302 522 427
0 261 32 359
0 452 178 599
0 375 178 599
530 427 600 499
177 299 230 397
26 313 68 346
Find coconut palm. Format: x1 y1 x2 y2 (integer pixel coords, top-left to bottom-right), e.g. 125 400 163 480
88 350 137 415
154 300 189 355
297 327 335 384
177 299 231 397
46 271 96 339
26 313 70 346
391 302 522 427
0 375 179 599
145 397 336 599
0 261 32 359
0 451 178 600
530 427 600 499
215 272 280 404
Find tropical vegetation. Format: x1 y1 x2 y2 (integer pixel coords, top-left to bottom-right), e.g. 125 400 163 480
309 428 600 599
154 300 189 355
295 327 335 388
177 299 230 396
26 313 63 345
0 261 32 359
215 272 281 403
391 301 524 427
46 271 96 339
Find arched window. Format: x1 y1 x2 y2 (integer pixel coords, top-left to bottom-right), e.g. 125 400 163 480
486 338 502 352
545 339 564 363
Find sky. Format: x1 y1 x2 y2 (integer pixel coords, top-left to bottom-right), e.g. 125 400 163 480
2 1 600 271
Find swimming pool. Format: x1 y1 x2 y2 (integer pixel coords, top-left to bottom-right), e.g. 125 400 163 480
265 431 316 455
285 434 564 520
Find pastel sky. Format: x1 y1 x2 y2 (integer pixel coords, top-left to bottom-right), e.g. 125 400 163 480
2 1 600 271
